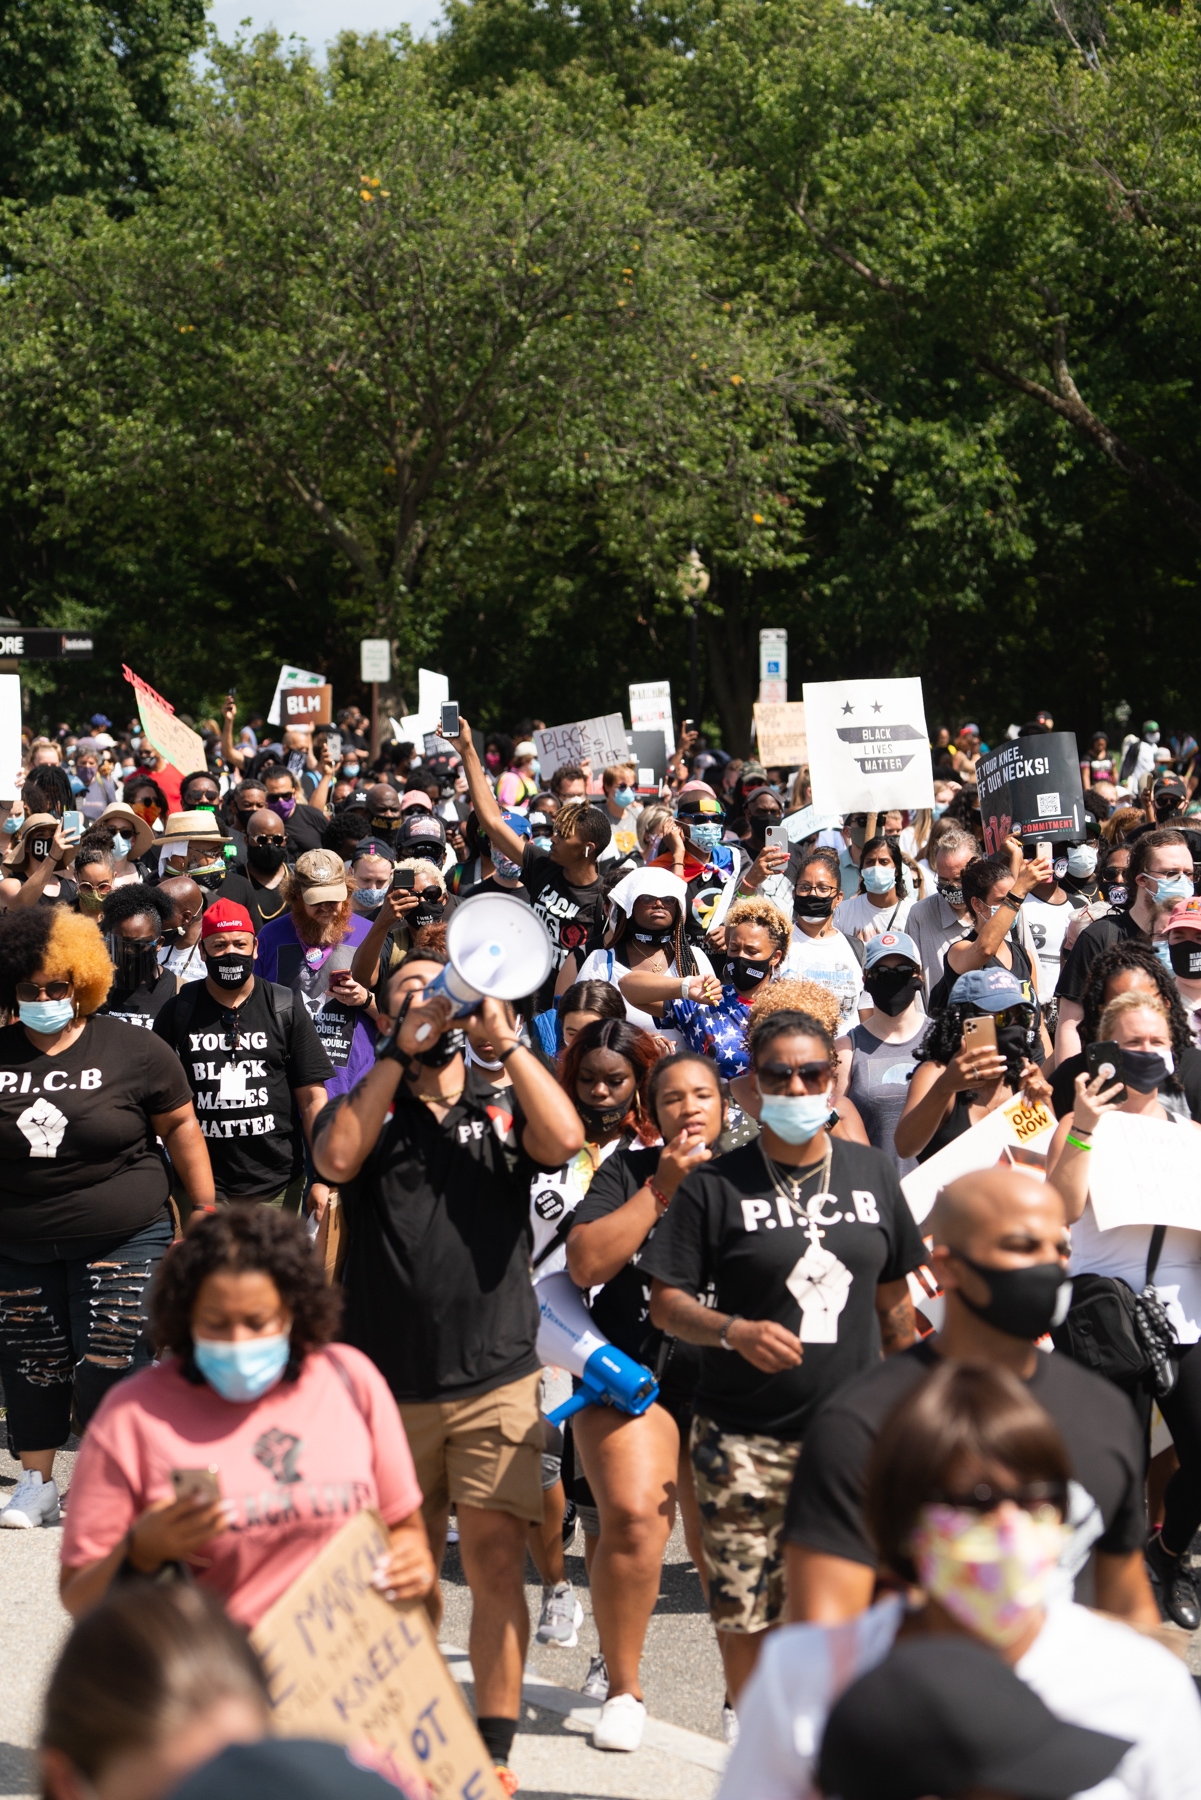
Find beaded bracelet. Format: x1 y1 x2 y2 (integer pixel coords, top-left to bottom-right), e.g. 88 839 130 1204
648 1180 671 1211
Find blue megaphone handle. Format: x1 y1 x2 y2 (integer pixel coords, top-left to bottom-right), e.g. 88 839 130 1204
545 1343 659 1427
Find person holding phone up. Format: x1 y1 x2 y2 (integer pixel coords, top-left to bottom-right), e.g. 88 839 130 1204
0 814 81 912
894 968 1053 1165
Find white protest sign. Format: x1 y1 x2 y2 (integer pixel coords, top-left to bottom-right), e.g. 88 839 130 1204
535 713 628 781
399 669 451 742
269 662 325 726
1089 1113 1201 1232
0 675 22 802
629 680 674 759
805 678 934 813
902 1094 1056 1225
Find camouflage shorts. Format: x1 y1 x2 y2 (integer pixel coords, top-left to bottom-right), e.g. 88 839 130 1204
690 1414 801 1633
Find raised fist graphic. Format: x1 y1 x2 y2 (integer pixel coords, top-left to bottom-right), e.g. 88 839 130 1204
17 1097 68 1159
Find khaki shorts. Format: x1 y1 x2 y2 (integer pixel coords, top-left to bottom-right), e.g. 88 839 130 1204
401 1369 545 1526
690 1414 801 1634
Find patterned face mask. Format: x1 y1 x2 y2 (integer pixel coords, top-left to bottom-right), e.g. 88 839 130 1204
910 1501 1064 1646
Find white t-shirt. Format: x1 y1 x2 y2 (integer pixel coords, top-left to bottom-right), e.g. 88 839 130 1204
1022 892 1081 992
717 1598 1201 1800
576 944 715 1043
779 926 864 1029
1069 1201 1201 1344
158 939 206 985
832 890 915 942
529 1136 625 1280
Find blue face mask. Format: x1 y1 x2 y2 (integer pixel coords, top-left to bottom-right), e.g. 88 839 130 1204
1146 872 1194 909
19 998 75 1034
688 821 724 852
759 1092 831 1144
343 763 360 778
192 1332 290 1402
529 758 541 781
354 884 388 910
493 852 524 881
861 863 895 895
111 832 131 861
613 785 636 809
931 803 947 820
532 835 553 852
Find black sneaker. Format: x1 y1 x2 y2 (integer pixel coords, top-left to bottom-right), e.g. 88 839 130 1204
1146 1530 1201 1631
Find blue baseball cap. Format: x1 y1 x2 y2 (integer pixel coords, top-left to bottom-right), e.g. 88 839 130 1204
501 808 531 838
949 967 1028 1012
863 930 921 971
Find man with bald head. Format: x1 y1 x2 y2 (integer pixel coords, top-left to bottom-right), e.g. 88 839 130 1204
156 876 207 985
783 1167 1156 1626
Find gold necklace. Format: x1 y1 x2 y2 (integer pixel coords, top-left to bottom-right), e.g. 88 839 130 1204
758 1136 833 1212
416 1087 464 1108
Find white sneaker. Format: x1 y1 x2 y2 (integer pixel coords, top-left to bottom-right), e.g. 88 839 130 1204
592 1692 646 1753
581 1652 609 1700
536 1581 584 1647
722 1702 740 1746
0 1471 60 1528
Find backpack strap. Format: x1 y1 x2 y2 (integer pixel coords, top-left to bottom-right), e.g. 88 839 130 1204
1146 1223 1168 1289
260 979 294 1048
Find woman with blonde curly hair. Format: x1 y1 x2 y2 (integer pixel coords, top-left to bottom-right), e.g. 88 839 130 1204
0 907 213 1529
726 976 871 1148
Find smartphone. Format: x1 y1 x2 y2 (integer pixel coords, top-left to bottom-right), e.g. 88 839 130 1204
61 810 83 840
1086 1039 1127 1103
962 1014 998 1056
440 702 460 739
228 686 237 701
683 719 696 735
765 824 789 850
171 1465 221 1505
392 868 416 891
325 731 342 762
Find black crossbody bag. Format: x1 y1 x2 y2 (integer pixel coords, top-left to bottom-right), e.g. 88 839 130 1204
1050 1223 1177 1398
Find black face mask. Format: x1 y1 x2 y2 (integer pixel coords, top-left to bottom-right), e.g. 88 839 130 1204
1171 940 1201 980
370 816 400 841
631 925 675 947
419 1026 466 1067
956 1255 1073 1340
203 950 252 988
938 880 965 908
746 812 782 845
794 894 835 921
995 1020 1034 1077
864 968 921 1016
723 954 774 994
1100 879 1128 909
576 1097 630 1135
412 899 446 927
247 842 287 876
28 837 53 863
1122 1046 1171 1094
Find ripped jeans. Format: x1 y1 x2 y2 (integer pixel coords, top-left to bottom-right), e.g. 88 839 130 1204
0 1214 172 1453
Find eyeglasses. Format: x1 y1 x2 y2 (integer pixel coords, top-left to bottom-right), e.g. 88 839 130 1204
928 1479 1067 1517
794 883 837 898
77 880 113 897
15 980 73 1003
757 1060 833 1093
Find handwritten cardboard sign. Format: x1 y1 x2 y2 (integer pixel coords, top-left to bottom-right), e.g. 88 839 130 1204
1088 1113 1201 1232
534 713 629 782
754 701 808 769
282 685 333 727
122 665 207 778
976 732 1086 852
805 678 934 813
901 1095 1056 1224
249 1509 504 1800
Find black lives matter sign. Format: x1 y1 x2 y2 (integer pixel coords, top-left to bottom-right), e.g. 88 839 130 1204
976 732 1085 854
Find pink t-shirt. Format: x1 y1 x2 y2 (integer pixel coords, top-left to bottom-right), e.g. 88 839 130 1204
62 1346 422 1629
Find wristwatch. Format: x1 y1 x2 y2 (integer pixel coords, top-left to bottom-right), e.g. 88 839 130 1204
719 1315 743 1350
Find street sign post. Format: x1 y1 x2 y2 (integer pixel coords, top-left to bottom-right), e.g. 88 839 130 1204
360 639 391 759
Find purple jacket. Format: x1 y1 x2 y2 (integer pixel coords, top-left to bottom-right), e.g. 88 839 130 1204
256 911 378 1099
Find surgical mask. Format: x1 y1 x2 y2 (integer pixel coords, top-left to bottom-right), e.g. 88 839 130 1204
528 758 541 781
1170 939 1201 980
759 1092 831 1144
267 795 296 819
2 814 18 834
861 863 895 895
1144 872 1193 908
247 842 287 876
1122 1045 1174 1093
111 832 131 861
203 950 253 988
956 1255 1072 1339
723 954 774 993
1147 730 1161 745
938 880 965 908
192 1332 290 1402
794 893 835 921
910 1502 1064 1647
613 785 635 809
1066 843 1097 879
532 836 553 852
343 763 360 778
354 884 389 911
864 967 921 1016
931 803 947 820
688 821 724 852
18 997 76 1034
577 1097 629 1135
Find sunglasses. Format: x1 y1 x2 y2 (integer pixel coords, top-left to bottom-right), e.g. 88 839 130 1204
928 1479 1067 1517
757 1060 833 1092
248 833 286 848
991 1005 1034 1028
16 980 73 1003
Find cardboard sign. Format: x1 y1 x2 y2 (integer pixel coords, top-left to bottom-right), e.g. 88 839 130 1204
268 662 325 726
902 1096 1056 1224
534 713 628 781
976 732 1086 852
754 701 808 769
629 679 674 759
805 679 934 813
1088 1113 1201 1232
122 665 207 778
250 1509 504 1800
282 685 332 727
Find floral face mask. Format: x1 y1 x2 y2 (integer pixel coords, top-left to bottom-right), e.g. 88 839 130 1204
910 1500 1064 1646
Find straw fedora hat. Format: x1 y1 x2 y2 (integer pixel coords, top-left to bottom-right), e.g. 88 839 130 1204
96 801 156 861
2 813 79 872
159 810 232 848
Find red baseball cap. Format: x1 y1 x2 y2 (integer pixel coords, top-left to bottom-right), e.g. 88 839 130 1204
200 900 255 939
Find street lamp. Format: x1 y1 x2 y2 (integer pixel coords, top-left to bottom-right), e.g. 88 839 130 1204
677 549 709 726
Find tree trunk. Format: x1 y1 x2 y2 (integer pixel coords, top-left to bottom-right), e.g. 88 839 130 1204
702 570 759 757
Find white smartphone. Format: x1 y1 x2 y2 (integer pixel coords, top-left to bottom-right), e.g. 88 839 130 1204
765 824 790 850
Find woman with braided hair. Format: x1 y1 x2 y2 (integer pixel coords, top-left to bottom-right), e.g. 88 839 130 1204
568 867 717 1045
1049 937 1201 1120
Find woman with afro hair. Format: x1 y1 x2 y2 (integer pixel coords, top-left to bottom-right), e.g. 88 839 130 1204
0 907 213 1530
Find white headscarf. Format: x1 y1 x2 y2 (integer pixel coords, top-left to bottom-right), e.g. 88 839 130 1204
606 866 688 919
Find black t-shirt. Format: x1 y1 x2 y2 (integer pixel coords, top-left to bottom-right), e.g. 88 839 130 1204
639 1137 928 1438
1055 910 1147 1004
324 1067 554 1402
99 969 178 1031
282 803 329 855
1051 1044 1201 1120
216 869 289 935
782 1338 1147 1602
521 845 603 1006
571 1146 700 1402
0 1015 192 1249
154 979 333 1198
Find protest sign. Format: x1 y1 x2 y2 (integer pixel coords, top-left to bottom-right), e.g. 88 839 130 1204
754 701 808 769
804 679 934 813
901 1093 1056 1224
631 729 667 788
1088 1113 1201 1232
282 685 333 727
629 680 674 759
399 669 450 742
535 713 628 781
976 732 1086 853
783 805 841 845
0 676 21 802
250 1509 504 1800
122 665 207 777
269 663 325 727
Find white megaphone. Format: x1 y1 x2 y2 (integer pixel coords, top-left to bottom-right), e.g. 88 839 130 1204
535 1271 659 1426
426 891 554 1016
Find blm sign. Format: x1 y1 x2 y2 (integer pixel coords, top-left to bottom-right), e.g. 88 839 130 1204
976 732 1085 854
